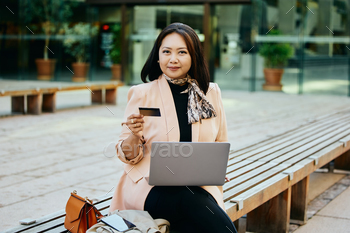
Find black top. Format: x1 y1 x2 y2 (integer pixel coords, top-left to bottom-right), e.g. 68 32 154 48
168 81 192 142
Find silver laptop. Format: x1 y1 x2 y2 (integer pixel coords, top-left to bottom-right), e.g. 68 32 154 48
148 142 230 186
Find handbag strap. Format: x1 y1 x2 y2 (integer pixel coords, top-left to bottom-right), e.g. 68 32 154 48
95 208 104 219
71 191 104 219
87 203 104 219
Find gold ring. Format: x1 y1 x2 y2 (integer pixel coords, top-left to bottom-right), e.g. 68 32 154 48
131 119 134 124
134 123 137 127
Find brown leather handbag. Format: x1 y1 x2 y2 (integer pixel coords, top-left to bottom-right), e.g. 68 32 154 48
64 190 104 233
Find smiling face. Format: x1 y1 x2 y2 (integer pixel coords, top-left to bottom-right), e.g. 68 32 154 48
158 32 192 80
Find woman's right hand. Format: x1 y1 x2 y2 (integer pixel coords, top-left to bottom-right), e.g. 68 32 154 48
124 113 144 139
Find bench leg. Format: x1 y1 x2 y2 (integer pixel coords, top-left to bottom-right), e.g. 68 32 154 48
233 219 243 233
27 94 42 115
42 93 56 112
334 150 350 171
321 161 335 173
11 96 25 114
91 90 103 104
106 88 117 105
290 175 309 225
246 187 291 233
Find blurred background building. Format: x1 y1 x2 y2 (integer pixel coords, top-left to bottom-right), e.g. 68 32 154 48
1 0 350 96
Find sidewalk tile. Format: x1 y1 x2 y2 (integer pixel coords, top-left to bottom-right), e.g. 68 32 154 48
294 216 350 233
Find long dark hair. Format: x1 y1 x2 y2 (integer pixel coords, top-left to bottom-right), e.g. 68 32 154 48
141 23 210 94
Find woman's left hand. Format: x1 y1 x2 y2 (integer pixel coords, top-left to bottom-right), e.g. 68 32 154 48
225 176 230 182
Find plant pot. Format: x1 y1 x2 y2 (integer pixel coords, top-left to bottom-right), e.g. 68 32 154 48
262 68 284 91
35 59 56 80
72 63 89 82
111 64 121 81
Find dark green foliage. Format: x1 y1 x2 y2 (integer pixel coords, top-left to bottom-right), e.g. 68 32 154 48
258 29 294 68
21 0 78 59
22 0 77 34
63 23 98 63
110 24 121 64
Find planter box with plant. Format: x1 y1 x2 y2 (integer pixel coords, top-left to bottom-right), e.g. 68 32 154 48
63 23 98 82
258 29 294 91
23 0 76 80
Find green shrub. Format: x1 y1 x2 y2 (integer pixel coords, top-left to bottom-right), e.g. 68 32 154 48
63 23 98 63
110 24 122 64
258 29 294 68
22 0 77 60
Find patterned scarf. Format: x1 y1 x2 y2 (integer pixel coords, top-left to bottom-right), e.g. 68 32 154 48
163 73 217 124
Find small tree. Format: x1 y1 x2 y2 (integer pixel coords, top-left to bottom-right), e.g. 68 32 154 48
110 24 122 64
22 0 77 60
258 29 294 68
63 23 98 63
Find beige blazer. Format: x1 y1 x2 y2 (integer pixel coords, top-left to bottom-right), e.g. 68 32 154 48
109 74 228 213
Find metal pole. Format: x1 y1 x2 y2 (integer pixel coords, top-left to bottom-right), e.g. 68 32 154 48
298 40 304 95
348 51 350 97
250 51 256 92
347 0 350 97
18 0 26 81
298 0 307 95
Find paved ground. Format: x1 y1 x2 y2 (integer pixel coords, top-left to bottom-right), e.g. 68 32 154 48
294 174 350 233
236 172 350 233
1 85 350 231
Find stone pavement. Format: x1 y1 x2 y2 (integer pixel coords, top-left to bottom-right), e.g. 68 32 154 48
294 174 350 233
1 85 350 231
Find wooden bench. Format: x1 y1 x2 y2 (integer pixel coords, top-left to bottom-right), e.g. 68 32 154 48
224 109 350 232
0 80 124 115
5 110 350 233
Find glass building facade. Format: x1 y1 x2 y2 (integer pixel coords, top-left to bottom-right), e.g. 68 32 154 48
1 0 349 96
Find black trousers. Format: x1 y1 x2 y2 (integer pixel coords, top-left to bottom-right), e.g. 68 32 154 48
144 186 237 233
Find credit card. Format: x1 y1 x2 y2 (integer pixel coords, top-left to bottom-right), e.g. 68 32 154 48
139 107 161 117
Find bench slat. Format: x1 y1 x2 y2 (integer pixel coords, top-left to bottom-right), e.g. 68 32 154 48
224 162 288 192
226 160 265 177
224 128 350 201
288 142 349 186
229 113 350 157
244 120 350 163
224 165 288 201
231 116 350 162
273 129 350 165
225 173 289 221
225 124 350 188
226 159 257 173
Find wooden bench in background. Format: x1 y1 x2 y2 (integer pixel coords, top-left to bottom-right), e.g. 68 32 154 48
5 110 350 233
0 80 124 115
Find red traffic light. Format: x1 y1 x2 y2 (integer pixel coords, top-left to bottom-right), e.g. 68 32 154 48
102 25 109 31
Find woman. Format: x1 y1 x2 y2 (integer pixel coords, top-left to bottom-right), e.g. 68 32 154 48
109 23 237 233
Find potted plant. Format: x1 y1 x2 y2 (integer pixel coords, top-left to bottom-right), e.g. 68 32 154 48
23 0 76 80
258 29 294 91
63 23 98 82
110 24 122 81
